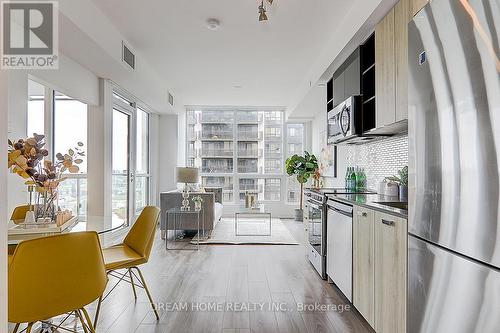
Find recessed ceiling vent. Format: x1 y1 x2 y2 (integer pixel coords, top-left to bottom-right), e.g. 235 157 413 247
122 42 135 69
168 92 174 106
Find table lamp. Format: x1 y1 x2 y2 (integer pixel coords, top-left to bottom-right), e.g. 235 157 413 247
176 167 199 211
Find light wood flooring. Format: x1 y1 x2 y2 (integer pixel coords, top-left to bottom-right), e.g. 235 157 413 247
12 219 374 333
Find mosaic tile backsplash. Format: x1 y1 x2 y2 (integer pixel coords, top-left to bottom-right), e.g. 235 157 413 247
346 134 408 190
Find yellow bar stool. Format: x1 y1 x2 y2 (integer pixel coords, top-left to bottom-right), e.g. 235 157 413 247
94 206 161 327
8 231 107 333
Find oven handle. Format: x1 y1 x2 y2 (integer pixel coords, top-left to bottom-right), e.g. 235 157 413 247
308 202 323 210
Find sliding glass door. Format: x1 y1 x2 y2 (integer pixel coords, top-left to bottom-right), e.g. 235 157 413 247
112 108 132 225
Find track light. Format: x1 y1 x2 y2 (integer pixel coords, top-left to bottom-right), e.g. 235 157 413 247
258 1 268 22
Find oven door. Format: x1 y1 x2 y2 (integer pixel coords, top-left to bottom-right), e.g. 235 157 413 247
308 201 324 255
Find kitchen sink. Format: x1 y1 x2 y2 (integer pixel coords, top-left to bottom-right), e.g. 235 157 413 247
374 201 408 211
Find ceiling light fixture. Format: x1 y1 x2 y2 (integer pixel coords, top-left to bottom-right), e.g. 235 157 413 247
258 1 268 22
206 18 221 31
259 0 275 22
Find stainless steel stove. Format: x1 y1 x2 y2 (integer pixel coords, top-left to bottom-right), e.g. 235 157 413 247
304 187 375 279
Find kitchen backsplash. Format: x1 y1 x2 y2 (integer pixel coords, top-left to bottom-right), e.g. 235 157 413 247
346 134 408 190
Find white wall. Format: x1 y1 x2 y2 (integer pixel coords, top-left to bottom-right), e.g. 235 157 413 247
0 71 11 333
311 107 348 188
158 115 179 194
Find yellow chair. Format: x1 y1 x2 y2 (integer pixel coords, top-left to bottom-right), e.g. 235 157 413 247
8 232 107 333
94 206 161 326
10 205 30 223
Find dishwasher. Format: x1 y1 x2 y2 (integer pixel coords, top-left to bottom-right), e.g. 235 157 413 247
326 199 353 302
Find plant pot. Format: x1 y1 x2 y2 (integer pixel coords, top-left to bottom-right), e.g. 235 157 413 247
294 208 303 222
399 185 408 200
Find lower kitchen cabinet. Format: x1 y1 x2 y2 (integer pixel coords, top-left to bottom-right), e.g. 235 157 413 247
353 207 407 333
374 211 407 333
353 206 375 327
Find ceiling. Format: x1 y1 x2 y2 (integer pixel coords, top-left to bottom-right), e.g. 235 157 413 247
90 0 359 109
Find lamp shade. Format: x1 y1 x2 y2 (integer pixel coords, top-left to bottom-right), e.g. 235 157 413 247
176 167 199 184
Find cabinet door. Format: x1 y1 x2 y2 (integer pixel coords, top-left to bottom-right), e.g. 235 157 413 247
333 72 345 106
353 206 375 328
344 56 361 98
375 8 396 128
411 0 428 17
374 212 407 333
395 0 411 122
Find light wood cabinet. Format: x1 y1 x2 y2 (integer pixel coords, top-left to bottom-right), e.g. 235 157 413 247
353 206 375 327
352 206 407 333
395 0 411 122
374 211 407 333
411 0 428 17
375 0 411 128
375 8 396 128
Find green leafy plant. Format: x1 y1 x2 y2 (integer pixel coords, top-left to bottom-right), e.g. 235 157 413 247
386 166 408 187
285 151 319 210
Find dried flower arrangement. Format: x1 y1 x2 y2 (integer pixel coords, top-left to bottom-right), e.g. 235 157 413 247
7 133 85 221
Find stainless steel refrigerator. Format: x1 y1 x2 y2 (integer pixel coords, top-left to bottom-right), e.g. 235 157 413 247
408 0 500 332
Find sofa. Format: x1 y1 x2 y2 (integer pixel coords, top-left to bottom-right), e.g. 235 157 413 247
160 187 223 236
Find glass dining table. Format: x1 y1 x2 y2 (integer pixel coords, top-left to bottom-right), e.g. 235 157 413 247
8 216 126 246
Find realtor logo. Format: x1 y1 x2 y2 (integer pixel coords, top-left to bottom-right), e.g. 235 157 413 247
1 0 58 69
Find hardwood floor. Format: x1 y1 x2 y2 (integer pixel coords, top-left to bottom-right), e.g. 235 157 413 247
11 219 374 333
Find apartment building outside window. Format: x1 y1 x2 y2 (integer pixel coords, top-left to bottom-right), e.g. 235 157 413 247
187 109 304 205
286 123 305 203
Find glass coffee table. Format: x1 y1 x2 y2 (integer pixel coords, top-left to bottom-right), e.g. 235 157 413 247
235 204 272 236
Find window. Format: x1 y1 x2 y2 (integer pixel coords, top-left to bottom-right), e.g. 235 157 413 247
112 109 130 224
286 123 305 203
135 108 150 212
27 79 45 136
53 92 88 216
187 109 289 204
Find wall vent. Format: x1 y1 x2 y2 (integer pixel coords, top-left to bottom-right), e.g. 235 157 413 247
168 92 174 106
122 42 135 69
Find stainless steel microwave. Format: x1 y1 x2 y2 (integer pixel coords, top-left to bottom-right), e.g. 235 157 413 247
327 96 362 144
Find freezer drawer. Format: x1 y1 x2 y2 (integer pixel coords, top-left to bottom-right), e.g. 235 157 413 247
409 236 500 333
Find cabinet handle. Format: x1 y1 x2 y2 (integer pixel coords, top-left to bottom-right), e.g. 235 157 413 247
382 219 395 227
357 211 367 217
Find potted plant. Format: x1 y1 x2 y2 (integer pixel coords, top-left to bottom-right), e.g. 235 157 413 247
285 151 318 221
386 166 408 200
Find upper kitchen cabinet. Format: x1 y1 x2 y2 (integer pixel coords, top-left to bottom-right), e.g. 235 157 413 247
373 0 410 131
395 0 411 121
333 49 360 107
375 7 396 128
411 0 428 17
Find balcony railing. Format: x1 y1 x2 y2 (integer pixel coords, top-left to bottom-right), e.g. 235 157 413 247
202 166 233 173
201 131 233 140
238 166 260 173
202 149 234 157
237 131 262 141
236 112 262 123
238 149 260 157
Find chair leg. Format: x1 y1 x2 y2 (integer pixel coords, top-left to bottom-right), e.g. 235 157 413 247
81 307 96 333
26 323 33 333
129 268 137 299
12 323 20 333
76 310 89 333
93 295 103 329
131 266 160 320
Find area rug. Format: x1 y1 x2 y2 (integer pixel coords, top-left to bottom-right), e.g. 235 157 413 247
191 217 299 245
